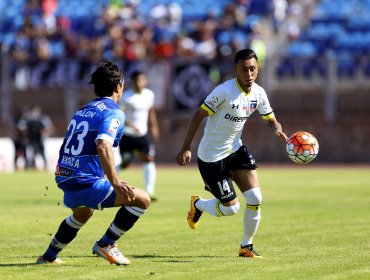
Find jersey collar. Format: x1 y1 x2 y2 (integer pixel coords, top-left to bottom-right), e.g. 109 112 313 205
235 79 251 96
134 89 144 95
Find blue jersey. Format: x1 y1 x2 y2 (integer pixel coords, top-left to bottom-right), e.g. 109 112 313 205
55 97 125 191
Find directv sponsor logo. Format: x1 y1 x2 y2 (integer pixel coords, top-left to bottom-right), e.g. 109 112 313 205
224 113 248 122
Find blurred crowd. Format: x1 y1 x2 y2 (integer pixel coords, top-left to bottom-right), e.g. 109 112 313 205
7 0 309 75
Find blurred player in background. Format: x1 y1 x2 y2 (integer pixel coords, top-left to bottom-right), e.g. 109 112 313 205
36 61 151 265
176 49 288 258
119 71 159 200
13 105 54 170
26 106 54 170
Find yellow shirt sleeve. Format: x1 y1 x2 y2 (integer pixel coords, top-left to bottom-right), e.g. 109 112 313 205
201 103 215 115
261 112 275 120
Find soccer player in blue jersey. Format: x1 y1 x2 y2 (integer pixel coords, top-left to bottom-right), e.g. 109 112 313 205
36 61 151 265
176 49 288 258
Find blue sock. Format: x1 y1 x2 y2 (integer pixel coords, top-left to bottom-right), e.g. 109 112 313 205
98 235 115 247
43 247 59 261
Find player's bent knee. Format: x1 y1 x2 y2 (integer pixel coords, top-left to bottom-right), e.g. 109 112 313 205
140 153 153 162
243 188 262 206
220 202 240 216
72 208 94 223
143 192 151 209
133 189 151 209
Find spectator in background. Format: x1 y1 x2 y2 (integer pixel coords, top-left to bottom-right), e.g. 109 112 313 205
5 0 284 87
174 33 196 58
272 0 288 32
10 28 31 90
119 71 160 201
12 106 53 170
13 106 30 170
41 0 58 34
26 106 54 170
193 21 217 60
250 21 267 70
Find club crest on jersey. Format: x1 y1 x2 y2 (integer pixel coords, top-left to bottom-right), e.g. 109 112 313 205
108 119 120 135
249 101 257 112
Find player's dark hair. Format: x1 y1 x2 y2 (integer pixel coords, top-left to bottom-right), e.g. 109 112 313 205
234 49 258 65
130 70 144 80
89 60 124 97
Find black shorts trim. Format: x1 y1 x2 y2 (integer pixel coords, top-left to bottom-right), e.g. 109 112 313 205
119 134 151 154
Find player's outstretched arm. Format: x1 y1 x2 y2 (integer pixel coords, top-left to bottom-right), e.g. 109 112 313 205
176 108 208 166
266 117 288 142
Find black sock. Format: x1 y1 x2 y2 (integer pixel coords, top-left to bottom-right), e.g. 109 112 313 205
98 206 145 246
43 216 84 260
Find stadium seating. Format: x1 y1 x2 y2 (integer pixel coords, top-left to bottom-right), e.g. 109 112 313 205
279 0 370 78
2 0 370 78
0 0 272 45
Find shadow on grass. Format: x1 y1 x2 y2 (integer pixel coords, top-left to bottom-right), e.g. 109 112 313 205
0 255 97 267
0 254 226 266
131 254 226 263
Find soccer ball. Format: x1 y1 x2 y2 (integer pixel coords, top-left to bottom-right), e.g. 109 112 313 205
286 131 319 164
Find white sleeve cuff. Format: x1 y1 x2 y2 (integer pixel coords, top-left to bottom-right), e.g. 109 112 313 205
95 133 114 145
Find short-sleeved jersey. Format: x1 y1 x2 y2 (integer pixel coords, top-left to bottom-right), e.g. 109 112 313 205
119 88 154 137
198 79 275 162
55 97 125 191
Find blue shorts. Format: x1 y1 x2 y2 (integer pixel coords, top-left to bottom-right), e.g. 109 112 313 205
62 178 116 210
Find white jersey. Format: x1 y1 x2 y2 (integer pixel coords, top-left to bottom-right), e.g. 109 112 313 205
119 88 154 136
198 79 275 162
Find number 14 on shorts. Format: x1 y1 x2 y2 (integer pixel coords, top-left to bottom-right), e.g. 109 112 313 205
217 180 234 200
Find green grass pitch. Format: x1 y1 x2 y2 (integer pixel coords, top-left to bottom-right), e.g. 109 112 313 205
0 165 369 280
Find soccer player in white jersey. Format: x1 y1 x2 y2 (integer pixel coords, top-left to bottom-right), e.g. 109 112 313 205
36 61 151 265
119 71 159 200
176 48 288 258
